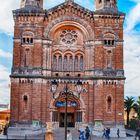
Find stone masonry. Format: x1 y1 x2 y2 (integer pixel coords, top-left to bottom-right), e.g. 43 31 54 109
10 0 125 136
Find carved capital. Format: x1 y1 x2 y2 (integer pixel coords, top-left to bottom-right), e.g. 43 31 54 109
85 40 94 47
43 39 52 45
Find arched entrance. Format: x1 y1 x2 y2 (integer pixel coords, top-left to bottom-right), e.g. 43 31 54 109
53 95 81 128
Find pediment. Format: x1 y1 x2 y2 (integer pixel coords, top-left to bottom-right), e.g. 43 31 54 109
46 1 93 20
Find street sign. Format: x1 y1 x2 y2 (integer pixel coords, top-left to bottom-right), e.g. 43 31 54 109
32 121 40 127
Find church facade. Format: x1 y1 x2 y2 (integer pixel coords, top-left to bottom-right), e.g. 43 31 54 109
10 0 125 131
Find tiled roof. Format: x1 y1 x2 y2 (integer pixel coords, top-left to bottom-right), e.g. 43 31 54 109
13 5 44 14
47 1 92 15
94 8 124 15
0 109 10 114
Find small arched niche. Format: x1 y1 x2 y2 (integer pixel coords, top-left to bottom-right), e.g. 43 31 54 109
23 95 29 111
107 96 112 113
103 33 116 47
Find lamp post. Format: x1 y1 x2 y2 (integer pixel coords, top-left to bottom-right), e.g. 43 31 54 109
51 80 83 140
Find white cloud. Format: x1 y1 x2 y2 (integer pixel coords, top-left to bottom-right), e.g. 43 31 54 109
0 49 12 59
0 0 94 34
126 1 140 31
124 0 140 96
0 65 10 104
0 65 10 82
0 0 66 33
124 30 140 96
0 0 20 33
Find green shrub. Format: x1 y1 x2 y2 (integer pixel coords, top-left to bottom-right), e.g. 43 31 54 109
129 118 139 130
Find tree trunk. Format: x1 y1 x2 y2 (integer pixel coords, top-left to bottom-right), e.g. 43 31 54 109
127 111 130 128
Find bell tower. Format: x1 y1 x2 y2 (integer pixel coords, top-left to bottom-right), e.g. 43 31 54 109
20 0 43 8
95 0 117 11
20 0 26 8
37 0 43 8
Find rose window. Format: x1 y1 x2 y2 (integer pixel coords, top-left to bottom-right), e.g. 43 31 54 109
60 30 78 45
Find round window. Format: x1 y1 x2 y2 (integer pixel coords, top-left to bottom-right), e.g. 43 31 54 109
60 29 78 45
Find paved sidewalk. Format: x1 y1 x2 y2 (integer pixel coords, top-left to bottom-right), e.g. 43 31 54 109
54 128 135 140
0 128 135 140
0 135 7 139
0 134 45 140
126 129 136 136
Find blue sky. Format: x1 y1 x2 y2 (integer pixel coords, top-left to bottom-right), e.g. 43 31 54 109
0 0 140 104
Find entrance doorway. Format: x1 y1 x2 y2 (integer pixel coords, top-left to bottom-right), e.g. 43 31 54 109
59 113 75 127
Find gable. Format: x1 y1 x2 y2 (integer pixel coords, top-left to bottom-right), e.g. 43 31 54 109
46 1 93 21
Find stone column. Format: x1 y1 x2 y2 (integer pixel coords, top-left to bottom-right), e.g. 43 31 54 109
84 40 94 76
88 80 94 124
42 39 52 76
93 80 104 136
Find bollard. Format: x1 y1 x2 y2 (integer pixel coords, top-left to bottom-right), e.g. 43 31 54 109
45 122 54 140
46 131 54 140
25 135 26 140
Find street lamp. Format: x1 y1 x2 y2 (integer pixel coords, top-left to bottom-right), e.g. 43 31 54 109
76 80 83 98
50 80 58 98
50 80 83 140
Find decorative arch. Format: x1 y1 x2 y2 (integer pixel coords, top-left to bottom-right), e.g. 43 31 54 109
75 50 85 56
52 50 85 72
102 29 119 40
22 93 29 112
103 33 115 39
22 31 34 45
106 49 113 68
103 31 117 47
52 50 63 56
22 31 34 37
53 95 80 109
63 51 73 56
49 94 86 110
44 16 94 40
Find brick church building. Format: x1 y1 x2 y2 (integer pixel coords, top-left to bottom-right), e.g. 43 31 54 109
10 0 125 134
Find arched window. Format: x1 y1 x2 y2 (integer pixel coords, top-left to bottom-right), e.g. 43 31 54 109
52 53 84 72
23 95 28 111
64 56 68 71
75 56 78 71
80 55 84 71
24 48 30 67
58 56 62 71
69 56 73 71
22 32 34 45
60 29 78 45
23 95 28 102
106 50 112 68
103 33 116 47
107 96 112 112
99 0 102 3
53 55 57 71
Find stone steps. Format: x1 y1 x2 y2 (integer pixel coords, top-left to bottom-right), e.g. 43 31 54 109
8 126 46 137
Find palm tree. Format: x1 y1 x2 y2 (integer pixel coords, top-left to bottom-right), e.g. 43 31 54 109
124 96 135 128
133 96 140 119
